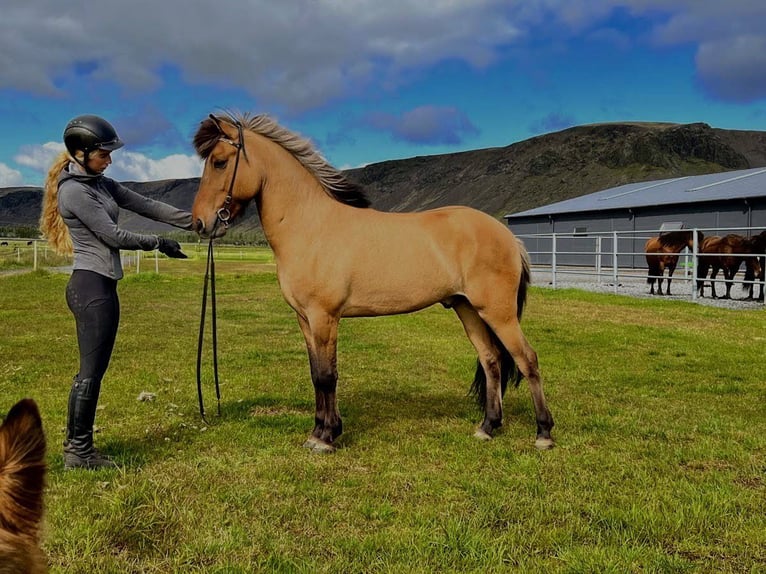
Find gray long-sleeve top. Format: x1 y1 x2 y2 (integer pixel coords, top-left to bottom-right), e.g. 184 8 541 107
57 163 193 280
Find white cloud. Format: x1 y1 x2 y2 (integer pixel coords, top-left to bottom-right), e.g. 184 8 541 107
15 142 64 171
110 151 203 182
12 142 202 184
0 163 23 187
0 1 524 111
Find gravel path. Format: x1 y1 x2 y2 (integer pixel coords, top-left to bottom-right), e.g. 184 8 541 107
530 266 765 311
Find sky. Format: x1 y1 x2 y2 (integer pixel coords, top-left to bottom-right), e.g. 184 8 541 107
1 1 765 188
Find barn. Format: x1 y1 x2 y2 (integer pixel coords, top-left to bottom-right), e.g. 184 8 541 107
504 167 766 267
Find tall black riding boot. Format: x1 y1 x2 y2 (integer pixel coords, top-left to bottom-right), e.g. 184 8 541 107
63 376 117 470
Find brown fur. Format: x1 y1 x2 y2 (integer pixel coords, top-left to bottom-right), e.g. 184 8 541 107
0 399 47 573
743 230 766 301
697 233 763 299
191 113 554 451
645 230 703 295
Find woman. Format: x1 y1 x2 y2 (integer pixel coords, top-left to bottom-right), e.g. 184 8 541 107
40 114 193 470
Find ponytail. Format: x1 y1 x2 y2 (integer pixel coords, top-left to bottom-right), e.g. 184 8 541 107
39 152 73 256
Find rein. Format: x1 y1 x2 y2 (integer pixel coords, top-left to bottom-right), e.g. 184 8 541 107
196 236 221 422
195 118 246 422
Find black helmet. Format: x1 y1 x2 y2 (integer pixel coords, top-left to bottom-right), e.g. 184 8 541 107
63 114 124 158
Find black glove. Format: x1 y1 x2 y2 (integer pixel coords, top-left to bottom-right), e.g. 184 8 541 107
157 237 188 259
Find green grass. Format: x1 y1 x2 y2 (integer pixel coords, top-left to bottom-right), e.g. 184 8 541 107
1 256 765 573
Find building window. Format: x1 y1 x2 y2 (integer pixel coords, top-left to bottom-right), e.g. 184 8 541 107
573 226 587 236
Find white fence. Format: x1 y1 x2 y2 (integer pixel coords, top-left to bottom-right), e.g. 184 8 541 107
516 227 765 305
0 238 168 274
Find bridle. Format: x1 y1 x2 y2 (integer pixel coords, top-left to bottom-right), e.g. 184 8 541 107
214 116 247 230
195 116 246 422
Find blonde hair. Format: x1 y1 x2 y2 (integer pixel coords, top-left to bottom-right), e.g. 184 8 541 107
39 151 76 255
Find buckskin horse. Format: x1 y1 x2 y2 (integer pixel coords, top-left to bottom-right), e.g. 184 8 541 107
697 234 763 299
190 112 554 453
645 230 702 295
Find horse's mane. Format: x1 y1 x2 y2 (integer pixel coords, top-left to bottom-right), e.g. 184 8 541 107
194 112 370 208
657 229 701 248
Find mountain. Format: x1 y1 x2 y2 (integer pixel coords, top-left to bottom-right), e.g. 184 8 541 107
2 122 765 234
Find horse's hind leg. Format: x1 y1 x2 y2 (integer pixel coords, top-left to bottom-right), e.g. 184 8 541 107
296 312 342 453
452 300 504 440
479 307 554 449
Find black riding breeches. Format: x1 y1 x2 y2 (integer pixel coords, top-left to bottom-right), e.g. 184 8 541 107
65 270 120 383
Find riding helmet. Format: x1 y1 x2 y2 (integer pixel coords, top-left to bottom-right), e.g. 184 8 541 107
63 114 124 157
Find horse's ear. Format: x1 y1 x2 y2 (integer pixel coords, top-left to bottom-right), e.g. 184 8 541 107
209 114 224 132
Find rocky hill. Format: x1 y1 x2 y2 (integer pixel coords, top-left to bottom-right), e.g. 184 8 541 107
2 121 765 234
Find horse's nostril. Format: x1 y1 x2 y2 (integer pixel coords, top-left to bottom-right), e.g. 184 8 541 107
195 218 205 234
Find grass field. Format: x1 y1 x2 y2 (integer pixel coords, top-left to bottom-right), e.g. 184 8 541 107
1 250 764 573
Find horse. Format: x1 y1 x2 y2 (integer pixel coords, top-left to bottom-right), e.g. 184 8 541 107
190 112 554 453
696 234 762 299
743 230 766 301
0 399 47 573
644 230 702 295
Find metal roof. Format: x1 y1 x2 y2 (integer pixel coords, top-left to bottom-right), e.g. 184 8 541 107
505 167 766 219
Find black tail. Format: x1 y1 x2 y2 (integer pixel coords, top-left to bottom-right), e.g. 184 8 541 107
469 332 522 410
469 239 528 410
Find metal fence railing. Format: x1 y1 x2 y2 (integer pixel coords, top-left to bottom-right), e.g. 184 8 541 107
516 226 765 306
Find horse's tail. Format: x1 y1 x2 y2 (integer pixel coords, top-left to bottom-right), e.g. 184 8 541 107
469 236 528 409
517 235 530 320
469 331 522 410
0 399 46 540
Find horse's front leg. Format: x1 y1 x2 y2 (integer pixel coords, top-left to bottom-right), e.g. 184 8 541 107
709 268 719 298
665 262 677 295
297 313 342 453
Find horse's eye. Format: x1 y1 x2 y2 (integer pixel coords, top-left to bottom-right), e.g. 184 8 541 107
212 159 227 170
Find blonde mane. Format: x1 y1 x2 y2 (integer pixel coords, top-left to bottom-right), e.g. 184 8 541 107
194 112 369 208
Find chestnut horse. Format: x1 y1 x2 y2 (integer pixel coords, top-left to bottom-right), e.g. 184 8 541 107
743 230 766 301
697 234 763 299
644 230 702 295
191 112 554 452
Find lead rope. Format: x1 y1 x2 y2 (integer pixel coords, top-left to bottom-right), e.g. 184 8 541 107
196 235 222 423
195 118 244 422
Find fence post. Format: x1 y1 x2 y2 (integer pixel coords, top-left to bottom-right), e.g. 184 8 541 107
136 250 141 274
551 233 557 289
33 240 38 271
691 230 699 300
596 236 602 284
612 231 618 293
155 250 159 273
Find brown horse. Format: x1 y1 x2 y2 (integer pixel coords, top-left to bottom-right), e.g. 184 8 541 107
645 230 702 295
190 112 554 452
0 399 47 573
697 234 763 299
743 230 766 301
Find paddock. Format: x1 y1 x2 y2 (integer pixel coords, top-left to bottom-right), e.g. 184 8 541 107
0 255 764 571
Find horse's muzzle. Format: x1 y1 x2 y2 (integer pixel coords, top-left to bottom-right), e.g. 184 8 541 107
194 217 227 239
193 218 209 238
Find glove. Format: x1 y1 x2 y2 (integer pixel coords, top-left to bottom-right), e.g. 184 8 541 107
157 237 188 259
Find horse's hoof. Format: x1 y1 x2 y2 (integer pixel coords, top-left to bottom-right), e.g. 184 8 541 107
473 428 493 441
311 441 336 454
303 437 336 453
535 437 555 450
302 437 319 449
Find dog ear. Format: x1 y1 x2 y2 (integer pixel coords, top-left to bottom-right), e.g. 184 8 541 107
0 398 47 535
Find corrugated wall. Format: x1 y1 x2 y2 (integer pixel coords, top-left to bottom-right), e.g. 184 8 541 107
507 198 766 268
